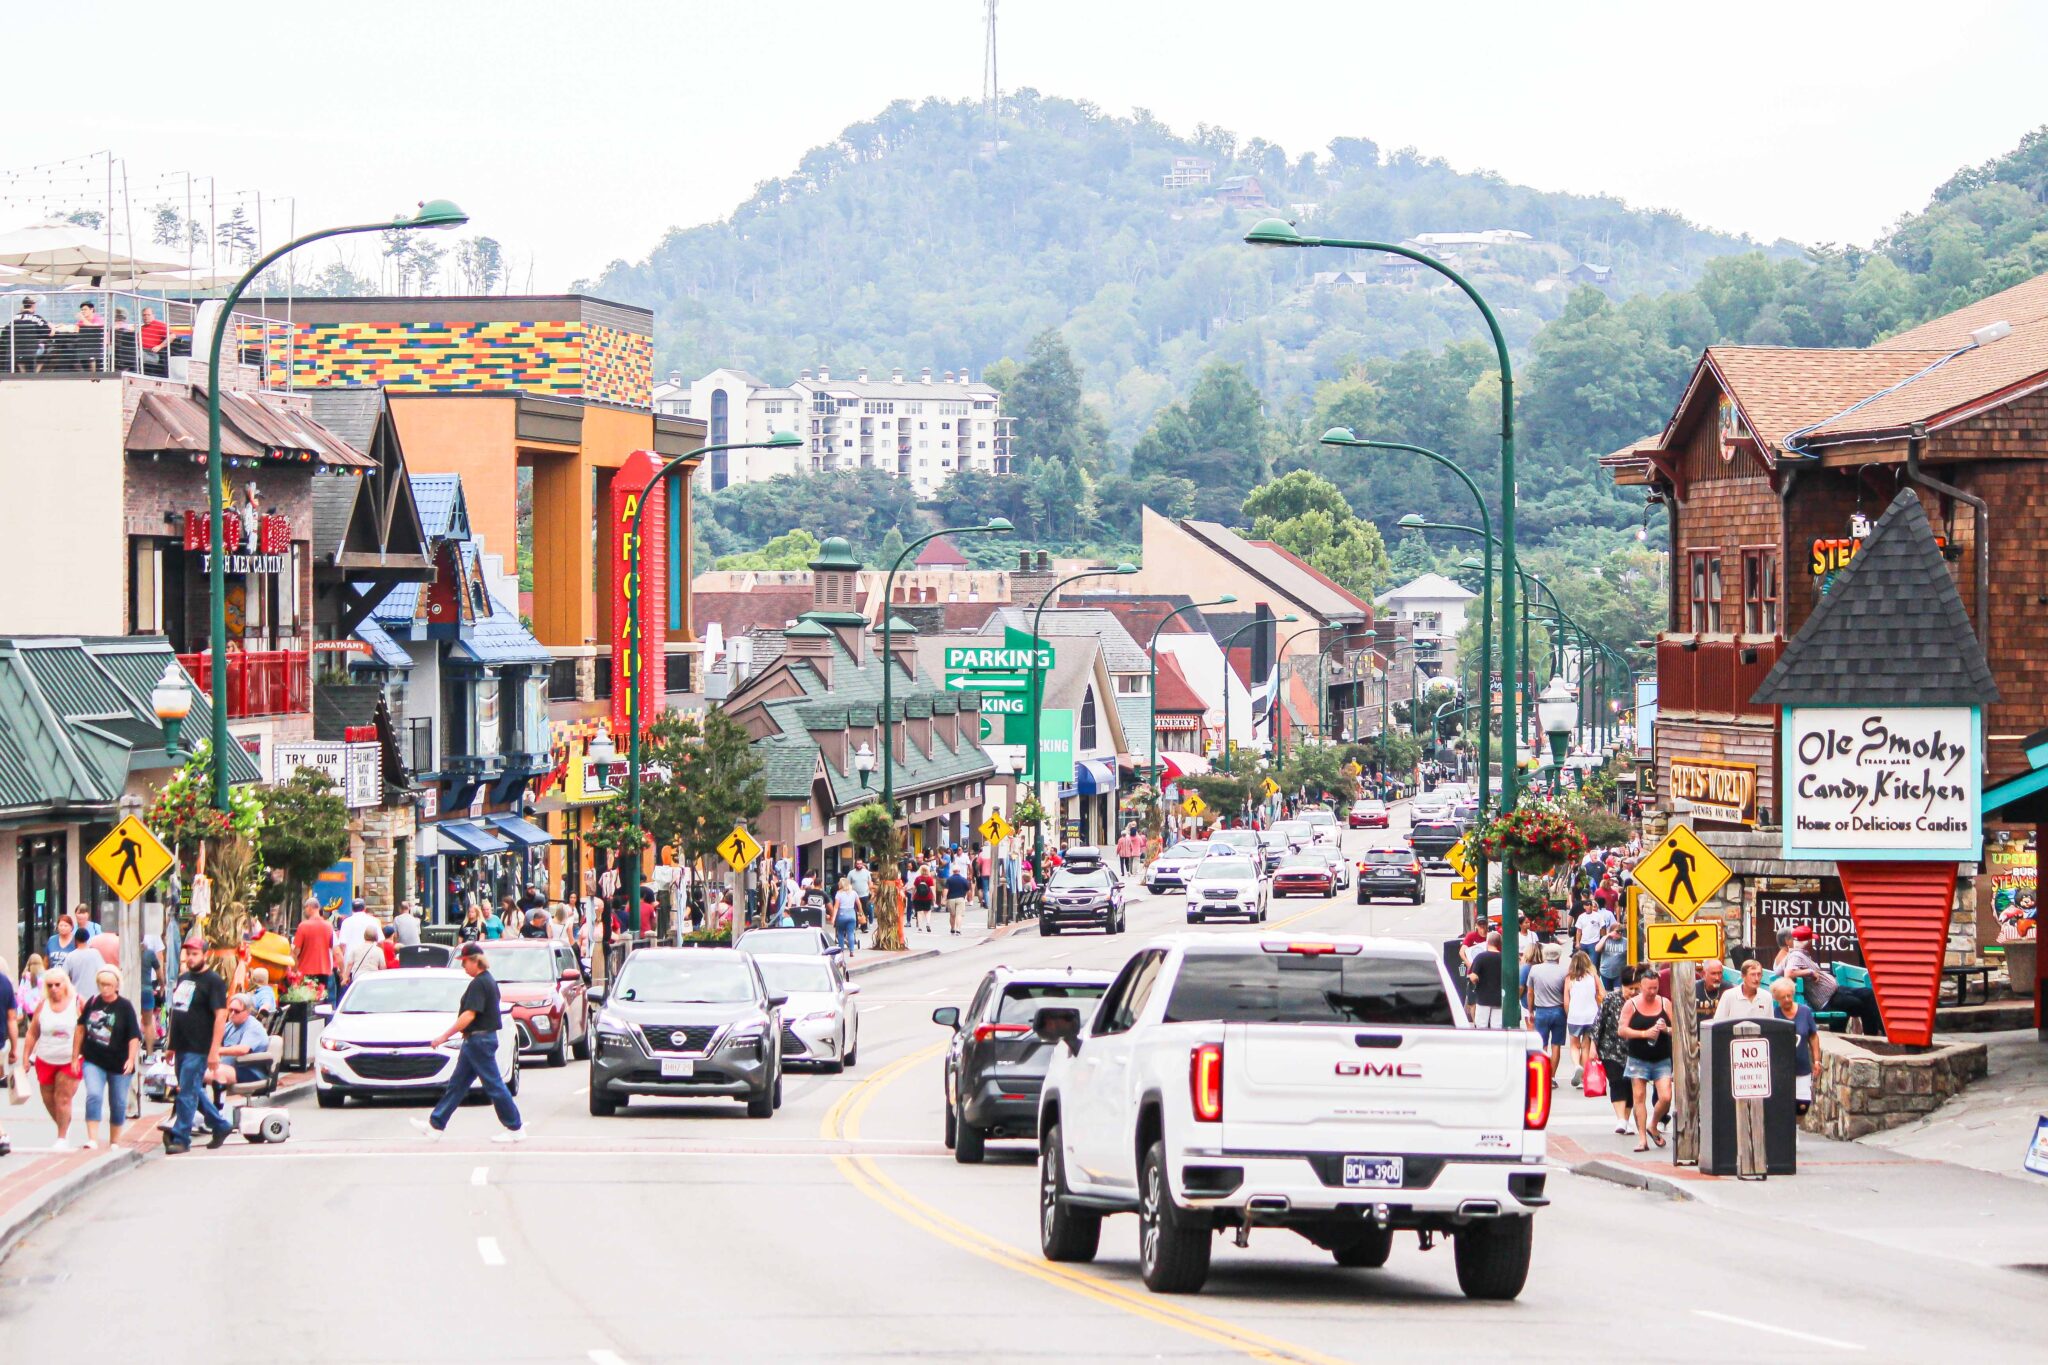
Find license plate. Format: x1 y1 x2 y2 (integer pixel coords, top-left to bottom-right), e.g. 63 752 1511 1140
1373 872 1405 880
1342 1155 1404 1188
660 1059 695 1078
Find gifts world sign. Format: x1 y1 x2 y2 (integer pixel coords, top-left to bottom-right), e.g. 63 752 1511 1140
1782 706 1981 861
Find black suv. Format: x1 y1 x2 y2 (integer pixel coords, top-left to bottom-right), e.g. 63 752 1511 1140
933 966 1114 1162
587 947 787 1119
1358 846 1426 904
1408 819 1464 869
1039 866 1124 935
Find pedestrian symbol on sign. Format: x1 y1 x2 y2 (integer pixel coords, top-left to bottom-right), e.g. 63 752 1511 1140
85 816 174 903
1629 823 1730 922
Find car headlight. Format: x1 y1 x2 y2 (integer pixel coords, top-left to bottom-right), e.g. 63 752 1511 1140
317 1035 354 1053
726 1023 767 1043
802 1010 837 1022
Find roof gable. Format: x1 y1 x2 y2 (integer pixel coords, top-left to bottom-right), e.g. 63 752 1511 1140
1752 490 1997 707
1382 572 1477 603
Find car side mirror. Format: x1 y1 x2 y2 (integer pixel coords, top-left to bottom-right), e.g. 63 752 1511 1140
1033 1006 1083 1054
560 969 581 983
312 1004 334 1019
932 1005 960 1030
846 983 861 995
586 988 606 1006
767 994 789 1009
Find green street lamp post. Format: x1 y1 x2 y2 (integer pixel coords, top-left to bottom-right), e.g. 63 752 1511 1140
879 519 1015 815
1146 595 1236 788
623 431 803 921
1028 564 1137 875
204 198 468 810
1249 218 1523 1025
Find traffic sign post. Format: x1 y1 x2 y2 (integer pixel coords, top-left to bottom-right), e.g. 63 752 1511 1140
1646 919 1725 963
86 816 173 904
1631 823 1731 922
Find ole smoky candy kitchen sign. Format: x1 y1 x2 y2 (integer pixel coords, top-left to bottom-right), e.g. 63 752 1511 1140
1783 707 1981 862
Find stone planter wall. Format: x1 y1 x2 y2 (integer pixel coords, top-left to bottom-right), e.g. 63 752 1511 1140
1802 1035 1988 1140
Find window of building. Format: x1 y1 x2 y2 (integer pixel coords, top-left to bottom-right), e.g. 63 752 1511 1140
940 421 950 430
974 399 994 410
862 400 895 415
1117 673 1147 695
977 441 986 449
1741 548 1780 636
1080 688 1098 750
1688 550 1723 632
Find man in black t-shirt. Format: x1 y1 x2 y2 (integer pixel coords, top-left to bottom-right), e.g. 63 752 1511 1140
1467 931 1506 1029
164 936 234 1154
412 943 523 1140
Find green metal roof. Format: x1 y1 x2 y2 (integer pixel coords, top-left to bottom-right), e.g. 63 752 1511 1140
20 643 131 718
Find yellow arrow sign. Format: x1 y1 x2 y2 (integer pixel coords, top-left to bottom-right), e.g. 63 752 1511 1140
1630 822 1730 923
979 813 1013 845
86 815 174 902
1450 878 1477 902
1180 792 1208 819
1261 776 1280 799
716 825 764 873
1646 918 1726 964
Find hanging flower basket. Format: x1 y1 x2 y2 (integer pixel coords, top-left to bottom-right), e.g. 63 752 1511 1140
1475 800 1588 877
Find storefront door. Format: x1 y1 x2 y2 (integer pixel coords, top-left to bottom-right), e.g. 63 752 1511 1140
16 832 66 967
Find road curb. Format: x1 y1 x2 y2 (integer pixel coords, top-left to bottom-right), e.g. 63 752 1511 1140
1569 1157 1696 1201
0 1144 147 1266
848 947 945 977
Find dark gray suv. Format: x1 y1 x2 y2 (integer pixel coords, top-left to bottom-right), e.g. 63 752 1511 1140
588 947 786 1118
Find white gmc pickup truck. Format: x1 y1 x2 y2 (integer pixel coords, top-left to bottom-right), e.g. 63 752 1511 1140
1032 934 1552 1298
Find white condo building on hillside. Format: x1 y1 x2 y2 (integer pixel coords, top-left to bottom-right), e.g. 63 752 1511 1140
1378 572 1478 679
655 365 1012 496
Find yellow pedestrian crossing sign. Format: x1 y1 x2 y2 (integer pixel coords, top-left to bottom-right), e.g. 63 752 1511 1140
1261 776 1280 799
1180 792 1207 819
87 816 173 902
1631 823 1729 923
717 825 764 873
979 812 1013 845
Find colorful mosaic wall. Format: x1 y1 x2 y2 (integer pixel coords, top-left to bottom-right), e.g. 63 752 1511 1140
270 319 652 408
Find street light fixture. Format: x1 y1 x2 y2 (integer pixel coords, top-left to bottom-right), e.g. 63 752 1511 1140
853 741 877 789
584 723 617 766
1537 676 1577 779
624 430 805 916
880 517 1015 815
150 661 193 762
1258 222 1524 1027
204 198 468 810
1028 563 1138 874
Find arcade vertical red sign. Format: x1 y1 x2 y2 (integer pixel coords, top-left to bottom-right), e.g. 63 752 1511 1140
610 450 667 738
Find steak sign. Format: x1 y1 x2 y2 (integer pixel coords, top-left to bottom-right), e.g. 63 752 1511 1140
1782 706 1981 861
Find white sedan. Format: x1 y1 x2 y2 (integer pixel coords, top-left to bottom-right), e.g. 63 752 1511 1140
752 953 861 1072
315 968 518 1108
1184 855 1269 924
1145 840 1211 894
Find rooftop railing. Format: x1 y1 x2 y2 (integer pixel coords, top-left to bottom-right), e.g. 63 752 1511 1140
0 287 296 389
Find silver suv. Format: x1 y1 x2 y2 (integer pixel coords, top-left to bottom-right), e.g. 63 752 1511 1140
588 947 786 1119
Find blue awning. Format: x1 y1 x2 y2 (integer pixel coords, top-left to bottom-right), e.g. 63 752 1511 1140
486 813 553 849
435 819 510 856
1060 759 1118 798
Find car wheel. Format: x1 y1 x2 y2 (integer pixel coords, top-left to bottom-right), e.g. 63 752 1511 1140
588 1085 617 1117
773 1074 784 1110
1357 892 1370 906
954 1106 987 1163
1043 922 1060 936
943 1093 958 1149
546 1035 567 1068
845 1026 858 1069
746 1085 776 1119
1039 1124 1100 1263
1413 890 1427 905
1330 1225 1395 1268
1454 1215 1533 1300
571 1024 591 1062
316 1087 344 1110
506 1064 521 1097
1138 1140 1211 1293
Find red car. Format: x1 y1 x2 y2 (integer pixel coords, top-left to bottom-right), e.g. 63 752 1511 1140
1348 800 1390 829
1272 853 1336 898
488 940 591 1067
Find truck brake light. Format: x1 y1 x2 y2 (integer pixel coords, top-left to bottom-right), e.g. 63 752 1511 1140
971 1023 1031 1043
1191 1043 1223 1122
1260 940 1363 956
1524 1051 1553 1129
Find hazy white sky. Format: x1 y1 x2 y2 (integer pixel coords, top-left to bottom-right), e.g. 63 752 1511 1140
7 1 2043 289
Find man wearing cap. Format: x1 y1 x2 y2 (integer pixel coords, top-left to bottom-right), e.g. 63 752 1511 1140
411 942 523 1142
1782 926 1884 1036
164 937 234 1154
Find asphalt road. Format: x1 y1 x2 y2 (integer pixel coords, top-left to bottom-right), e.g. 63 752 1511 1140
5 804 2046 1363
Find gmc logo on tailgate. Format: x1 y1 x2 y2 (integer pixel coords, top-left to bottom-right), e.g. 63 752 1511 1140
1334 1062 1422 1078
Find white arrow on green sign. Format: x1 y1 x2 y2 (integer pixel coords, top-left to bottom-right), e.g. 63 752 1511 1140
944 672 1029 692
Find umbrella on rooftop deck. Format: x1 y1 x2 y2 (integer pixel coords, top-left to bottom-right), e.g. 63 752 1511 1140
0 222 188 285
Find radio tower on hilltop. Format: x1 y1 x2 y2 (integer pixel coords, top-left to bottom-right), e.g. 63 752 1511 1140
981 0 1001 157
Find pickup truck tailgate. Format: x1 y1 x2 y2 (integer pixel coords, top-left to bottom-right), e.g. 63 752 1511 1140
1220 1024 1534 1158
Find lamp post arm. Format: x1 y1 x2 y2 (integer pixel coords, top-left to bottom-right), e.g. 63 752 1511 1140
880 525 965 815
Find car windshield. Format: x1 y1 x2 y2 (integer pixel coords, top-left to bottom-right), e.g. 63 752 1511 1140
756 959 836 995
1164 950 1456 1027
341 976 467 1014
1279 854 1326 869
1417 823 1460 836
1050 869 1114 890
1163 843 1207 859
1273 823 1309 840
1301 810 1336 825
615 958 759 1004
740 929 826 955
485 949 559 983
1366 849 1413 863
1358 801 1386 812
1213 831 1257 849
1193 859 1255 880
996 982 1109 1024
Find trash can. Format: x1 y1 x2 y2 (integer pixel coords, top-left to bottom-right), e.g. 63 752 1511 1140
280 999 315 1072
1699 1016 1799 1176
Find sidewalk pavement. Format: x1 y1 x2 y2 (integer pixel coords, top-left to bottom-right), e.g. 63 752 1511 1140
1548 1051 2048 1271
1862 1028 2048 1179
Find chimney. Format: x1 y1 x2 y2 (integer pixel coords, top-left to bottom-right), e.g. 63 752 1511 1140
943 371 956 383
799 367 812 382
857 366 869 382
1013 550 1061 613
818 365 830 382
668 369 681 385
891 367 903 383
921 367 933 385
959 367 971 385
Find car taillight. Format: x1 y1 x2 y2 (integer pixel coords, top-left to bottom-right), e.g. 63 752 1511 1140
971 1023 1031 1043
1260 940 1363 956
1409 861 1423 875
1524 1051 1553 1130
1190 1043 1223 1122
